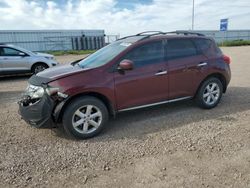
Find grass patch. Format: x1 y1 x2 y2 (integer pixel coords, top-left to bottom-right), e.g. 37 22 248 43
45 50 97 56
219 40 250 47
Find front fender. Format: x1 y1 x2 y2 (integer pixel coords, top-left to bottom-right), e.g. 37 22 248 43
53 92 116 123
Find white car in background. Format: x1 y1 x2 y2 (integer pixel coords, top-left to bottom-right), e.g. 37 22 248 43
0 44 58 75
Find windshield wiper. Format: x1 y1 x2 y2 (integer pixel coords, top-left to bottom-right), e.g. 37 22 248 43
71 58 83 66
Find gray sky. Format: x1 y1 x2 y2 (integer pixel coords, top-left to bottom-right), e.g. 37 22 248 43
0 0 249 36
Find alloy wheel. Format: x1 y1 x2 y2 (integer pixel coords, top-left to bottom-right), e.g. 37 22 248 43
203 82 220 105
72 105 103 134
34 65 46 74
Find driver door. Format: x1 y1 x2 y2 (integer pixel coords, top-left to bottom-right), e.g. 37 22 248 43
114 40 169 110
0 47 29 72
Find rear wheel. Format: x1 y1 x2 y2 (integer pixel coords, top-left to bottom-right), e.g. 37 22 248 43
62 97 109 139
32 63 48 74
196 77 223 109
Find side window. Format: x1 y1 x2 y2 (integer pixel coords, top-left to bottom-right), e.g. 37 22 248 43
0 47 3 56
194 38 222 55
124 41 164 68
167 39 197 60
2 47 21 56
193 38 212 53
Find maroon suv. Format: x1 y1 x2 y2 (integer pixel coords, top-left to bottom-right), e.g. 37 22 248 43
18 31 231 139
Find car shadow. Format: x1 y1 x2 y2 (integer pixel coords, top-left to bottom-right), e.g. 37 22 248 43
52 86 250 141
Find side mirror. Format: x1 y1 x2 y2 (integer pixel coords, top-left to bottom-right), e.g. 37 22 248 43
19 52 26 56
118 59 134 71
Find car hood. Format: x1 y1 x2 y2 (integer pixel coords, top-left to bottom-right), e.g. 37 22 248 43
29 64 88 86
35 52 54 58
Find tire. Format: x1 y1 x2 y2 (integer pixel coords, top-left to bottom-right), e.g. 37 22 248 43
62 96 109 139
195 77 223 109
32 63 48 74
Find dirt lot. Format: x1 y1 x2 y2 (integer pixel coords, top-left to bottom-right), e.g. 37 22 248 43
0 47 250 188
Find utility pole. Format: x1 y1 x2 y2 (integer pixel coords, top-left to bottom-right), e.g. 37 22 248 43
192 0 195 30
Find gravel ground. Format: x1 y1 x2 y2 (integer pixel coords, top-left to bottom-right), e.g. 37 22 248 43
0 47 250 188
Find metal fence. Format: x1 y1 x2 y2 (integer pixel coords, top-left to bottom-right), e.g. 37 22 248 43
1 30 249 51
0 30 105 51
194 30 250 43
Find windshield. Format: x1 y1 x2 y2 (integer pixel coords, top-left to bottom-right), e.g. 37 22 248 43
78 41 131 68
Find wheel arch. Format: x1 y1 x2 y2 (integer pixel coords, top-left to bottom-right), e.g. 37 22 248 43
54 92 116 123
195 73 227 97
31 62 49 72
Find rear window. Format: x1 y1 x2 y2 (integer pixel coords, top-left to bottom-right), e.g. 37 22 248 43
167 39 197 60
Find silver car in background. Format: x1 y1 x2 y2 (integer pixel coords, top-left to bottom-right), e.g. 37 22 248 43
0 44 58 75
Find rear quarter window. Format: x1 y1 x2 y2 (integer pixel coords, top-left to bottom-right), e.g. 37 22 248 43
193 38 222 56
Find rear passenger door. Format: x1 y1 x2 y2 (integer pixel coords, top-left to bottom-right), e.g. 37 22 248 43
166 38 209 99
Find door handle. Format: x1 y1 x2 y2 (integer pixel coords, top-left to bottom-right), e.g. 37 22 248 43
155 70 167 76
197 62 207 67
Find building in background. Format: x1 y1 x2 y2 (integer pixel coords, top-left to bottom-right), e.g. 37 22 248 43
0 30 105 52
1 30 249 52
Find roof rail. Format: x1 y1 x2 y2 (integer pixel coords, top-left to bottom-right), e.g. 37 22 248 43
118 31 165 41
135 31 165 36
167 30 205 36
117 31 165 41
117 30 205 41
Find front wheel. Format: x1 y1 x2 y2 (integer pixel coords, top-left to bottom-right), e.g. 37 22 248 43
32 63 48 74
196 77 223 109
62 97 109 139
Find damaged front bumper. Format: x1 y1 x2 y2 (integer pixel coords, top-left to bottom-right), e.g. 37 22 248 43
18 94 55 128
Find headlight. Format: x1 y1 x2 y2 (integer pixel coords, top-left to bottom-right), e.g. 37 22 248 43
45 56 54 60
25 84 44 99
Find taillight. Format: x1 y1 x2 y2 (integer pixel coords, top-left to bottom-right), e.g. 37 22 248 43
223 55 231 64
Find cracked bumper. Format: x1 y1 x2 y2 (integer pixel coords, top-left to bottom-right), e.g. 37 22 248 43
18 94 55 128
